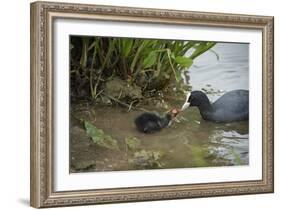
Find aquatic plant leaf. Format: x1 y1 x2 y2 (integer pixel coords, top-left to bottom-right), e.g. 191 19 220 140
170 52 176 59
190 42 216 60
121 39 134 57
174 69 182 83
84 120 119 150
143 51 158 69
175 56 193 68
79 37 90 69
125 137 141 150
130 40 152 73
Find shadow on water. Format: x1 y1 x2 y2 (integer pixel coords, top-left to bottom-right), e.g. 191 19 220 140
70 42 249 172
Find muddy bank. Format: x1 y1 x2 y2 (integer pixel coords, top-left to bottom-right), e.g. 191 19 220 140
70 102 248 172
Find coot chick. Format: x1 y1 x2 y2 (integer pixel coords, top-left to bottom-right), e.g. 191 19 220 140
187 90 249 123
135 109 180 133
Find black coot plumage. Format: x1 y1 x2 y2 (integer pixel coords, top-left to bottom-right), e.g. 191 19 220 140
135 109 179 133
187 90 249 123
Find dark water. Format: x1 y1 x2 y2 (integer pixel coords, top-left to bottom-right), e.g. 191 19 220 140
70 43 249 172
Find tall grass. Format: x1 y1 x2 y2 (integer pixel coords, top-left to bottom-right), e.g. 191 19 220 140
70 36 215 103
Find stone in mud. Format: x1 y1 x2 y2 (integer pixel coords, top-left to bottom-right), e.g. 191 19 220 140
105 78 142 100
129 150 164 169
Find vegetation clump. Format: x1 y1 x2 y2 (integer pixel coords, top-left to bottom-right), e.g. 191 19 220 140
70 36 216 106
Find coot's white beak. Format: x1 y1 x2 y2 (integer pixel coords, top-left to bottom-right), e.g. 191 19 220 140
181 92 191 111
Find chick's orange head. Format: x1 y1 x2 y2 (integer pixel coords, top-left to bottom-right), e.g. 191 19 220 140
171 108 181 118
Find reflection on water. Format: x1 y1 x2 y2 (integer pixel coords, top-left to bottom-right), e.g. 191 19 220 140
70 42 249 172
188 43 249 100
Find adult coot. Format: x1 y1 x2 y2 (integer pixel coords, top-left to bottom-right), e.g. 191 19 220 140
135 108 180 133
187 90 249 123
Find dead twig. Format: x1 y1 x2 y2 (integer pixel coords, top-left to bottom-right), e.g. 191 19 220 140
102 93 149 112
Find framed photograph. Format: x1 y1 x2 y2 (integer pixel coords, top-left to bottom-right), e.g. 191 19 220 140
30 1 274 208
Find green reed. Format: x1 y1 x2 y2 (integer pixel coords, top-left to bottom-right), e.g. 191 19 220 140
70 36 216 102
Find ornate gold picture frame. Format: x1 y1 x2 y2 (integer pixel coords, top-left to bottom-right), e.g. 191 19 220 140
30 1 274 208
